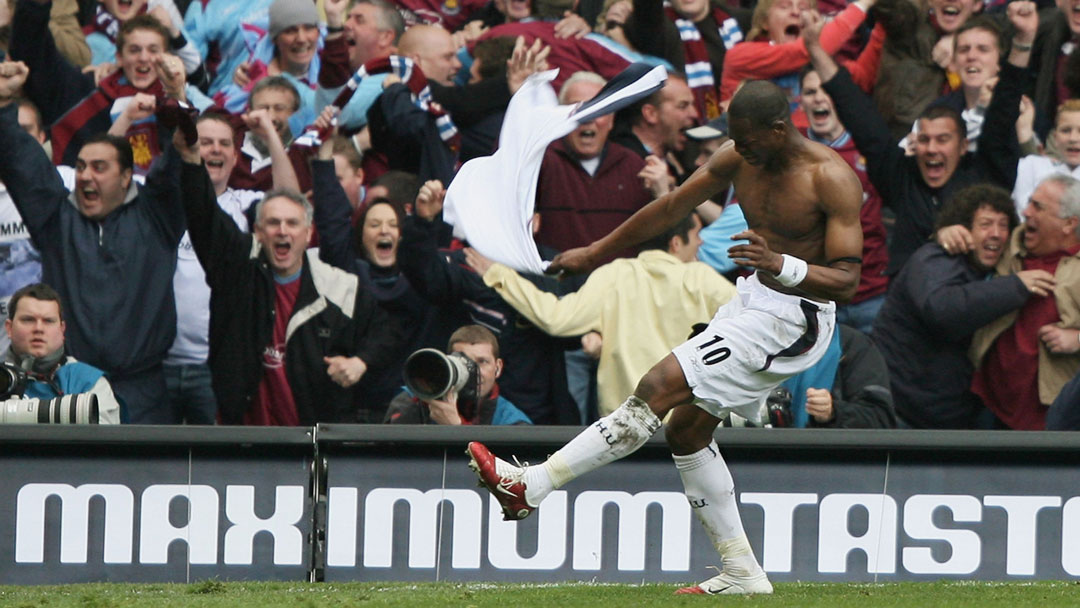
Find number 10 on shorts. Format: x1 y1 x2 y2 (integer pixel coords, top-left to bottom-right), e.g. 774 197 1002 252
697 335 731 365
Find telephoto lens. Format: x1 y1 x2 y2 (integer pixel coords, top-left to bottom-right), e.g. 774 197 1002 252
403 349 479 402
0 393 99 424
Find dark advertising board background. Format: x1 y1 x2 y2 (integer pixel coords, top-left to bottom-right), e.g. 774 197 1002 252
3 425 1080 584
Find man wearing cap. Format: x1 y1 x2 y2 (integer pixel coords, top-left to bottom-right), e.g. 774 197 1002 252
533 71 658 265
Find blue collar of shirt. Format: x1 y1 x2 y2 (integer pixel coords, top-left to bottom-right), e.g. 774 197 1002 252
806 129 851 149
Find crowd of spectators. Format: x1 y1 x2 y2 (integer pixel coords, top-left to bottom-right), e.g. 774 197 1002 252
1 0 1079 430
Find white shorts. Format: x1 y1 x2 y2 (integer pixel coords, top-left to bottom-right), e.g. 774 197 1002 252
671 273 836 424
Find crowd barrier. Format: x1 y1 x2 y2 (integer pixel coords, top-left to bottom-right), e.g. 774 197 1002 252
2 424 1079 584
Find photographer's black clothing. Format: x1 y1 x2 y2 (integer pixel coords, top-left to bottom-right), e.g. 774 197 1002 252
0 103 183 422
398 215 583 425
807 325 897 429
180 161 403 425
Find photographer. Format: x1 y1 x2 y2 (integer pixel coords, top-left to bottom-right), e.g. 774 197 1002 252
3 283 120 424
385 325 532 426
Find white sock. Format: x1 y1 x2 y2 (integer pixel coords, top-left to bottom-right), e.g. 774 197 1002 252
673 441 761 575
523 395 661 506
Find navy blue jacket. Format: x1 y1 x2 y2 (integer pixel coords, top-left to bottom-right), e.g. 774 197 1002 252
872 243 1030 428
0 103 183 381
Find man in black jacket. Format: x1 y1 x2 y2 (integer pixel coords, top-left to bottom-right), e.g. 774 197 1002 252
872 184 1054 428
174 130 401 425
805 4 1034 275
394 180 583 425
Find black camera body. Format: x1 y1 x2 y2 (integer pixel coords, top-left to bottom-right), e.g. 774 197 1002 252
0 362 99 424
0 362 28 399
403 348 481 404
722 386 794 428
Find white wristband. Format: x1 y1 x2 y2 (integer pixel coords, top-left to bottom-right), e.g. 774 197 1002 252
775 254 808 287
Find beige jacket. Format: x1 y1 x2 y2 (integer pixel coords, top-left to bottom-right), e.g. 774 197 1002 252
50 0 91 68
969 225 1080 405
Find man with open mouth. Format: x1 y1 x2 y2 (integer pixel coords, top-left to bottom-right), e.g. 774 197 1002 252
9 7 213 175
967 174 1080 430
162 111 297 425
0 81 189 424
175 128 402 426
808 2 1034 275
533 71 658 266
874 184 1044 429
871 0 983 139
611 73 698 183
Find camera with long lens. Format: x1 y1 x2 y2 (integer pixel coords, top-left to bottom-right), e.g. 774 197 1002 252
403 348 480 403
0 362 99 424
722 386 793 428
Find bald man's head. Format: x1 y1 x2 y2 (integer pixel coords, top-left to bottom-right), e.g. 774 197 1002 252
398 25 461 86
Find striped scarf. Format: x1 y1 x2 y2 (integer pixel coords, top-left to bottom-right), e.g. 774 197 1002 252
664 4 742 120
51 71 166 174
81 3 148 45
295 55 458 149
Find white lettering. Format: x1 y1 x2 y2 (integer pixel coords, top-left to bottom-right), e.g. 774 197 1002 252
983 495 1061 575
223 485 304 565
362 488 481 568
138 485 219 564
15 483 134 564
571 491 690 571
818 493 897 573
487 492 566 570
326 487 358 567
902 494 981 574
740 492 818 573
1061 497 1080 575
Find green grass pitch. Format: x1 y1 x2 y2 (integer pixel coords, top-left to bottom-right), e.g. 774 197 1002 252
1 581 1079 607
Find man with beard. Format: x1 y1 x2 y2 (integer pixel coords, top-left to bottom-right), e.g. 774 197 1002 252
873 185 1051 428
